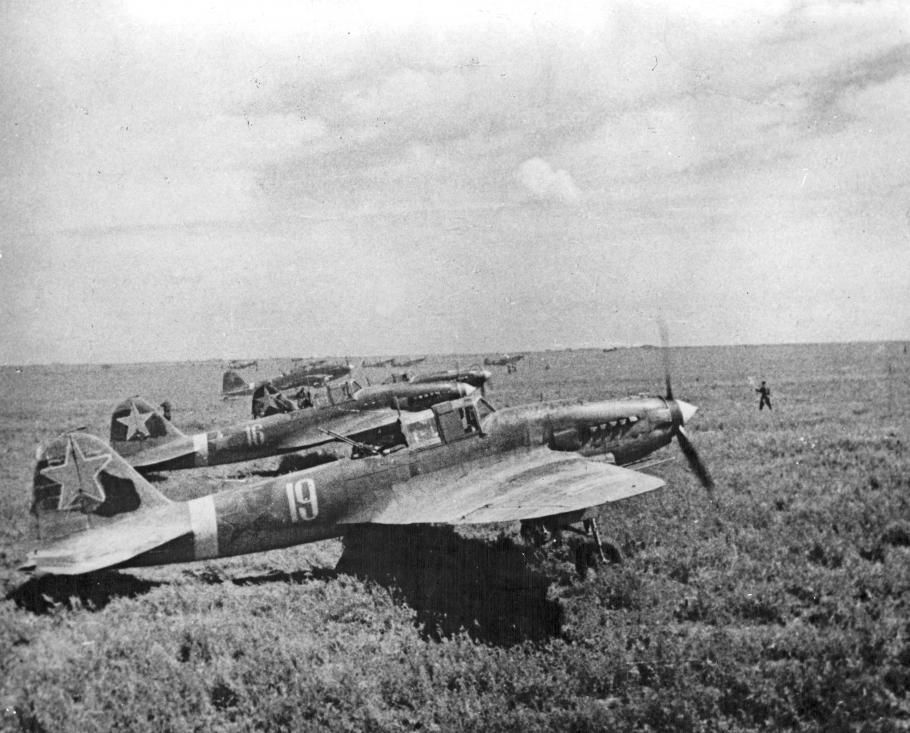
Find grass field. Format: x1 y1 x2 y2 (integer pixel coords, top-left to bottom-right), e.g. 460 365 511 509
1 342 908 731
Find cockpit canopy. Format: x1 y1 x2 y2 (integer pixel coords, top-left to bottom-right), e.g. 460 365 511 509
399 393 495 450
324 380 363 404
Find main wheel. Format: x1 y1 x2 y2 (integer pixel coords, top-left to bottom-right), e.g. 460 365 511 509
520 520 550 547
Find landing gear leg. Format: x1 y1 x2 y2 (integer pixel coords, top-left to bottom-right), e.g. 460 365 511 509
585 518 607 563
548 520 563 547
578 518 622 571
574 543 595 577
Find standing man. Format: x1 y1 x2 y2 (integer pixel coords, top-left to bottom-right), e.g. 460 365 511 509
756 381 772 411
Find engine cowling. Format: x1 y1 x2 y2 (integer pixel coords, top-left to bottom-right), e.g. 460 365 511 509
548 427 582 451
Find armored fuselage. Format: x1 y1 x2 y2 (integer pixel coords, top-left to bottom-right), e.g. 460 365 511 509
126 393 685 568
120 381 477 472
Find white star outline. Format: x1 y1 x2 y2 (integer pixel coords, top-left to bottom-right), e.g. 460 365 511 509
40 437 112 511
116 400 154 440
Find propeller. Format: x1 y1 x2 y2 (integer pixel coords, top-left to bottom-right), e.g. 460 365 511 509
658 319 673 400
658 319 715 494
467 363 490 397
676 425 715 493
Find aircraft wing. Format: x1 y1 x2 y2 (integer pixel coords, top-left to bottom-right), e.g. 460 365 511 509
20 503 191 576
273 408 402 452
355 448 665 525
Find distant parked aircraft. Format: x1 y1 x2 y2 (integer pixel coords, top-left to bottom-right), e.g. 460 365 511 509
362 358 396 368
227 359 258 370
390 356 427 367
110 379 477 472
409 365 492 394
484 354 524 366
222 362 352 397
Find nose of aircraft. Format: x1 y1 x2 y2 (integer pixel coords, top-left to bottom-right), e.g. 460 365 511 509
676 400 698 425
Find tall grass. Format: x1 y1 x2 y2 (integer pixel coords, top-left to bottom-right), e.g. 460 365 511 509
1 343 908 730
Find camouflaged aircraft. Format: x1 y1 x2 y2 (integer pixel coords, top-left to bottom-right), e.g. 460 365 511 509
383 365 492 394
361 357 396 368
221 361 352 397
23 373 713 576
390 356 427 367
227 359 258 370
110 379 479 473
484 354 525 366
408 365 492 391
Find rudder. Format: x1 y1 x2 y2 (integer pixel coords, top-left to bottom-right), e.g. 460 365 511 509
23 431 197 575
31 431 172 543
110 396 185 458
222 370 253 394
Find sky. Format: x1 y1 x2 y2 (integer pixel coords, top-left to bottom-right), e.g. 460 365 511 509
1 0 909 364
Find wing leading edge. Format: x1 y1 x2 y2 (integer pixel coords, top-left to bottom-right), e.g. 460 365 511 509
357 448 666 526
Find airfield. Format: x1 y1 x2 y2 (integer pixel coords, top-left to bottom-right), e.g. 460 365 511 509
1 342 908 730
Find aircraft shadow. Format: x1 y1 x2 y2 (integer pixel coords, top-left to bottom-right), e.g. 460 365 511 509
7 570 162 615
7 531 565 646
188 566 340 586
142 472 169 483
337 525 565 646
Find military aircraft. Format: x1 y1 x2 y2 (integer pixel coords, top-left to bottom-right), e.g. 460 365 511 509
110 379 479 472
227 359 258 370
23 369 713 576
390 356 427 367
362 357 395 368
222 361 352 397
484 354 524 366
409 365 492 392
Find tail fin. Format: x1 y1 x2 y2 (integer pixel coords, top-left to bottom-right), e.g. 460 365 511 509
223 370 253 394
31 431 172 543
110 397 185 458
24 432 194 575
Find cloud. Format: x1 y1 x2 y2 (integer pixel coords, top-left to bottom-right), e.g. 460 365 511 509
516 158 581 204
801 42 910 135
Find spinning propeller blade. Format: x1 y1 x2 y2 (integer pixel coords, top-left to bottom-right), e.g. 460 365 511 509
468 363 489 396
659 319 715 495
658 319 673 400
676 425 715 494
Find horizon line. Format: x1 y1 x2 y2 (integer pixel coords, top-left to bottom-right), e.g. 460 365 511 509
2 338 906 369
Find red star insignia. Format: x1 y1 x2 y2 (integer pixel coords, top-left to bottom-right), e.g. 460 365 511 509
117 401 153 440
40 436 111 511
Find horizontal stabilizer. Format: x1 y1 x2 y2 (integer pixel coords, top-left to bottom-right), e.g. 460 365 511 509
21 503 191 575
124 437 200 471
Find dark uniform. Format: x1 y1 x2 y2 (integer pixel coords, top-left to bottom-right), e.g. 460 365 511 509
756 381 772 411
294 387 314 409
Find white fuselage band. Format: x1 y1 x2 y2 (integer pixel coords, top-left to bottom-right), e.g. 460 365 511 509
193 433 208 466
187 495 219 560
